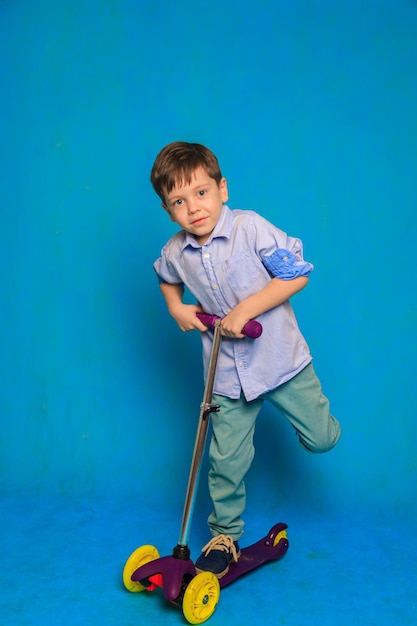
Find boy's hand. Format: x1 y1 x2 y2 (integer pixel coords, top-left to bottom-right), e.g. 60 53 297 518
219 308 250 339
169 303 208 333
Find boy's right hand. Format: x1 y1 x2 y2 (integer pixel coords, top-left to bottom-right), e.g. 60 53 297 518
169 303 208 333
160 283 207 333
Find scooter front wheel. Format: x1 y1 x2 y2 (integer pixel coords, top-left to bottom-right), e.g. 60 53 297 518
182 571 220 624
122 544 160 592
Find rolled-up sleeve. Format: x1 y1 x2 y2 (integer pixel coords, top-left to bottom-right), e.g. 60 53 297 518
251 213 314 280
262 247 314 279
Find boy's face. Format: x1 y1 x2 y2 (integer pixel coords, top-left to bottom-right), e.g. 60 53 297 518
162 167 228 244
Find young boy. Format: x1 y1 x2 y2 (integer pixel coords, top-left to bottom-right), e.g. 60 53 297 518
151 141 341 578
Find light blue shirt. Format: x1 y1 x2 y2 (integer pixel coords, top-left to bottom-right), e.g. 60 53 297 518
154 205 314 401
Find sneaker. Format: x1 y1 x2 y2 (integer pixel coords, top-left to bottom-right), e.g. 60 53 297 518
195 534 241 579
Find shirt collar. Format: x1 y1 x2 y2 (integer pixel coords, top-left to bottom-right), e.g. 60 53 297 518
182 204 233 249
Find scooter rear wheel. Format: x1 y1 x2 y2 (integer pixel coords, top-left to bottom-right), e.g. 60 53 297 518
122 544 160 592
273 528 288 546
182 571 220 624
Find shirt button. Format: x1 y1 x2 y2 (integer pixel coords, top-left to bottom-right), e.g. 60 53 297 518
212 284 218 290
238 361 243 367
203 253 210 259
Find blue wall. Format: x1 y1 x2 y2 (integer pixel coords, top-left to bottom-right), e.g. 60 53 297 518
1 0 416 517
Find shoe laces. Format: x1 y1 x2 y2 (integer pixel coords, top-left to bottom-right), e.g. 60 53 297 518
201 534 240 562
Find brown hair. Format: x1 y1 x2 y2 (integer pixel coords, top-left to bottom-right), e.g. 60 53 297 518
150 141 223 201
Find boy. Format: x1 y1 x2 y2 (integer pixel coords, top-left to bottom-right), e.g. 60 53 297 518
151 141 341 578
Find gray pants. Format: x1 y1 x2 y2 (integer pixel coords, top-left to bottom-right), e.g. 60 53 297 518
207 363 342 539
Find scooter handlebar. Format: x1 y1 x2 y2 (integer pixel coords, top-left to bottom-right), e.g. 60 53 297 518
196 312 263 339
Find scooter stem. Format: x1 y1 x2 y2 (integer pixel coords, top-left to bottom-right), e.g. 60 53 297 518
177 320 222 549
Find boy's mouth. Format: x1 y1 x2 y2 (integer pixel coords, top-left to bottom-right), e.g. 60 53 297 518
191 216 207 227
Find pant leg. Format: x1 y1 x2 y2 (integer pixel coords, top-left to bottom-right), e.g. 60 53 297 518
265 363 341 453
207 393 263 540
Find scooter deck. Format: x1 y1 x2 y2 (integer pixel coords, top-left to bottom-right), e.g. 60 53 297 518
219 522 289 588
129 522 288 601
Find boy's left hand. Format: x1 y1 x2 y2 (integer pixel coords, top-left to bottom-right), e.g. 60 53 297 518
219 309 249 339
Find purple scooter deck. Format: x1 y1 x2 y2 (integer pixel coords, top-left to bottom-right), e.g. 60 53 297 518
129 522 288 603
219 522 289 588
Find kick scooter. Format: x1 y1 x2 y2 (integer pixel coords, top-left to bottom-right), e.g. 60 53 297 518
122 313 289 624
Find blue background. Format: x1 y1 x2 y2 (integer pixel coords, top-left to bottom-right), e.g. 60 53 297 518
1 1 416 625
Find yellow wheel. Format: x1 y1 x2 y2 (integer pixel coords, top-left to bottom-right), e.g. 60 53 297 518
182 571 220 624
122 544 160 592
273 529 288 546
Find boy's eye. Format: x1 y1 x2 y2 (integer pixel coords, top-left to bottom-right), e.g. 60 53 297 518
174 199 183 206
198 190 206 196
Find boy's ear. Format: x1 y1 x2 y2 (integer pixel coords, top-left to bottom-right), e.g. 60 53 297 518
220 177 229 202
162 202 176 222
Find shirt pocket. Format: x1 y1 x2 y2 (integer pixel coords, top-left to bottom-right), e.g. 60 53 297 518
223 249 263 292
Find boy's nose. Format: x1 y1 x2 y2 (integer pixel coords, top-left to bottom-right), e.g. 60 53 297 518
187 202 200 214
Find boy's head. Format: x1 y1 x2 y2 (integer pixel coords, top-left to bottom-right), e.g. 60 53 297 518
150 141 223 202
151 141 228 244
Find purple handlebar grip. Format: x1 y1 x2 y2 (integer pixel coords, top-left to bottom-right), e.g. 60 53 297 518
196 312 263 339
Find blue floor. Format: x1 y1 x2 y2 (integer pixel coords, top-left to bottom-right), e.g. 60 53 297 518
1 492 415 625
